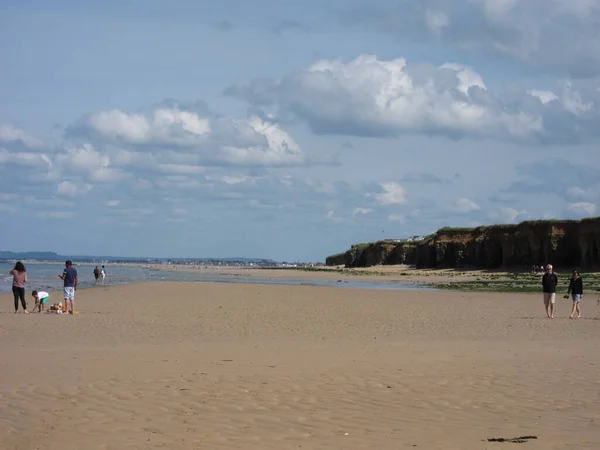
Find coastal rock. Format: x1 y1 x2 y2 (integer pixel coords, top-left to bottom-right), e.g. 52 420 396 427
328 217 600 270
325 253 346 266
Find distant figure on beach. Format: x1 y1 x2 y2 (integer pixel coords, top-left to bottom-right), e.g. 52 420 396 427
566 270 583 319
100 266 106 285
58 260 78 315
93 266 100 284
542 264 558 319
10 261 28 313
31 290 50 313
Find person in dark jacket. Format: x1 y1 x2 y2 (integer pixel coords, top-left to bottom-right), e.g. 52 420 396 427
566 269 583 319
541 264 558 319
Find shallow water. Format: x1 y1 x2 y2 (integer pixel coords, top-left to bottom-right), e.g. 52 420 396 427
0 262 435 293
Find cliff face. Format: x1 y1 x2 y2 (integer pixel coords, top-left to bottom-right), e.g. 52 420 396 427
329 217 600 270
343 241 417 267
325 253 346 266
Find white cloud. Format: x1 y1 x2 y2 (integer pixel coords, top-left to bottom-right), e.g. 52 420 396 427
56 180 92 197
455 198 480 213
0 193 18 201
374 182 407 205
24 196 74 208
388 213 405 222
248 199 275 209
528 90 558 104
425 9 449 35
278 174 294 189
57 143 108 171
439 63 487 95
311 181 336 195
0 150 50 167
89 166 130 182
56 181 78 196
88 110 150 143
158 164 205 175
566 187 587 199
53 143 128 183
107 200 120 206
220 117 304 166
353 207 372 215
561 81 594 116
71 103 309 167
36 211 76 219
0 203 17 214
0 101 318 219
133 179 153 190
86 108 210 145
220 175 250 185
227 55 551 140
0 125 44 149
325 209 347 223
490 206 527 223
568 202 597 216
228 54 600 143
342 1 600 78
478 0 519 17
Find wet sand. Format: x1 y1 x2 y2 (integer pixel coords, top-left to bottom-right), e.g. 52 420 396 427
146 264 508 284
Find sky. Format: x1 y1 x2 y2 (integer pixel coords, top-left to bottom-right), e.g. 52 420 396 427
1 0 599 262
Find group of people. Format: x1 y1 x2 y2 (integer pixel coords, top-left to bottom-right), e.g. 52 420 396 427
8 260 79 314
6 260 591 319
541 264 585 319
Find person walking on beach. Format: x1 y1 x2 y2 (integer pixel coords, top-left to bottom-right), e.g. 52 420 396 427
93 266 100 285
566 270 584 319
10 261 28 313
58 260 78 315
542 264 558 319
100 266 106 285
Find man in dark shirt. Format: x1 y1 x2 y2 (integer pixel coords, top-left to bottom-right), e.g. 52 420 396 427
541 264 558 319
58 260 78 315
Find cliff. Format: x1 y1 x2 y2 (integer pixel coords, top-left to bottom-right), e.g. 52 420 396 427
325 252 346 266
327 217 600 270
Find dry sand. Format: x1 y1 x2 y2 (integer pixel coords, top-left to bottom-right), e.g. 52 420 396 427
1 281 600 449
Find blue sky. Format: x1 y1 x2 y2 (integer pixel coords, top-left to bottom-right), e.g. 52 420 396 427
1 0 599 261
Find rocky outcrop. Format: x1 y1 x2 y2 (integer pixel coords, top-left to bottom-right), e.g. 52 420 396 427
343 241 417 267
325 252 346 266
327 217 600 270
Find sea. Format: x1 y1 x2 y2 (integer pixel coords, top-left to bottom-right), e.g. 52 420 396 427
0 262 434 294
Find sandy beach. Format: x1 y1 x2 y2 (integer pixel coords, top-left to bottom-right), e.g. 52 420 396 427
146 263 499 284
1 281 600 449
146 263 600 286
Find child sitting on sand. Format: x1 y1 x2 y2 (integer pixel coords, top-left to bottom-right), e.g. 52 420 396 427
31 290 50 313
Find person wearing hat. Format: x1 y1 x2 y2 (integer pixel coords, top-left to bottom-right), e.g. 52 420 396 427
541 264 558 319
565 270 584 319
